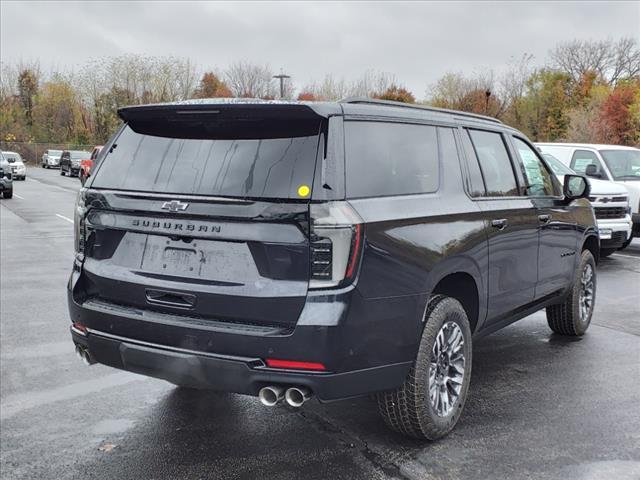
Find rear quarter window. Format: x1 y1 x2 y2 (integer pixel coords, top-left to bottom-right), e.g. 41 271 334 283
344 121 439 198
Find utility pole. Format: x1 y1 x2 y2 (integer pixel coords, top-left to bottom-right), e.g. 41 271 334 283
273 71 291 99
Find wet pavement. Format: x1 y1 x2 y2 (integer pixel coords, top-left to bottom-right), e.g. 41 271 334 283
1 167 639 480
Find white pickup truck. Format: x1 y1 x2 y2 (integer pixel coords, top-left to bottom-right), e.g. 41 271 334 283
539 149 633 257
537 144 639 252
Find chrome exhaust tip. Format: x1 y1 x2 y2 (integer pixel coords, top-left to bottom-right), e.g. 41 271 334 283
75 345 85 361
258 386 285 407
285 387 312 408
75 345 95 366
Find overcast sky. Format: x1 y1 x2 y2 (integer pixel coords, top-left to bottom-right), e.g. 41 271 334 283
2 1 639 99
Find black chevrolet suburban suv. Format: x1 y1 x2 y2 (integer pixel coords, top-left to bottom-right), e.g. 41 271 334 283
68 98 598 440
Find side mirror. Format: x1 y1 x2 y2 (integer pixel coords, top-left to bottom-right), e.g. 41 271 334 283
563 174 590 201
584 164 602 178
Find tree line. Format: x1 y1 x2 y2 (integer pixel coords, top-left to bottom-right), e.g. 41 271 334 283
1 36 638 160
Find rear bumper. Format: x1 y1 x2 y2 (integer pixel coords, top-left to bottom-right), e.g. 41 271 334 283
67 268 419 401
70 327 411 402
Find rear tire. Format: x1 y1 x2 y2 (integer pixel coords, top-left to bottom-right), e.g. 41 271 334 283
546 250 596 336
60 168 65 176
3 189 13 199
377 295 472 440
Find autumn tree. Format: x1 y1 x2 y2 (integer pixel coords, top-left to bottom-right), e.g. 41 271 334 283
18 69 39 125
297 91 317 101
194 72 232 98
565 84 611 143
520 69 573 141
225 62 275 98
300 74 348 101
551 37 640 85
596 80 640 145
373 85 415 103
428 71 505 117
32 80 91 144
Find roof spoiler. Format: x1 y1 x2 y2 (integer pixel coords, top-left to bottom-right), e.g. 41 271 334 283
117 101 329 139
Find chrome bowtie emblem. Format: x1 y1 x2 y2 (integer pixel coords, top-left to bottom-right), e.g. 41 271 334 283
161 200 189 212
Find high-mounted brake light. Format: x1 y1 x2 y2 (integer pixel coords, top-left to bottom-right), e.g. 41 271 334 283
309 202 364 289
265 359 326 371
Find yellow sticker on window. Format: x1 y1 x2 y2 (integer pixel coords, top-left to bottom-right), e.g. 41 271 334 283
297 185 310 198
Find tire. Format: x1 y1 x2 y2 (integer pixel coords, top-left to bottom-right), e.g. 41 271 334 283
60 168 65 176
546 249 596 336
599 248 616 258
377 295 472 440
3 189 13 199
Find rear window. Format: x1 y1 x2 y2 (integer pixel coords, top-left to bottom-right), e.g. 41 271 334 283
344 121 439 198
91 126 320 199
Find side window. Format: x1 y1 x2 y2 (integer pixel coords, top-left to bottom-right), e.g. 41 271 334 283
344 121 439 198
460 130 486 197
570 150 602 174
467 129 519 197
512 137 557 196
438 127 459 176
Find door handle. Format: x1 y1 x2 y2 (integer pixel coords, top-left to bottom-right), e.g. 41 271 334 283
538 214 552 224
491 218 508 230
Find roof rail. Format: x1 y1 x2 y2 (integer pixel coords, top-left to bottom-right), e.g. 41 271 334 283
339 97 503 124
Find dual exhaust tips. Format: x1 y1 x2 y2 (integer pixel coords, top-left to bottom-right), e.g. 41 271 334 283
259 386 312 408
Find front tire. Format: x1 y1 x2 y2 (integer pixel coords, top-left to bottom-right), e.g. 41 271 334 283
546 250 596 336
3 189 13 199
377 295 472 440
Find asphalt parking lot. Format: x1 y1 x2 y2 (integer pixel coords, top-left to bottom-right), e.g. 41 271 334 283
1 167 639 480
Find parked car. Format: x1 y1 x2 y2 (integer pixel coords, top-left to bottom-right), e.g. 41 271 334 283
1 151 26 180
537 143 640 249
542 153 632 257
69 98 598 440
0 152 14 198
41 149 63 168
79 146 103 186
60 150 91 177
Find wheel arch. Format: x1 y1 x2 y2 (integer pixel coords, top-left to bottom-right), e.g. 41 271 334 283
425 256 486 334
581 232 599 264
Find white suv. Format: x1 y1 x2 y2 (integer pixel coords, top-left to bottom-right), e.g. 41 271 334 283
537 143 639 251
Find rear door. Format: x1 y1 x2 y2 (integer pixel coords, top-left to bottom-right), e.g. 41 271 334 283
81 105 328 329
461 128 539 322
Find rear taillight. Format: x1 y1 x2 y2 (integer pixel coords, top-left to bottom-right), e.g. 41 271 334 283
309 202 364 289
74 188 88 256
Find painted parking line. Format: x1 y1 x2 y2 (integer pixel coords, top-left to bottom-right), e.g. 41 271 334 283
13 193 24 199
613 253 640 260
55 213 74 224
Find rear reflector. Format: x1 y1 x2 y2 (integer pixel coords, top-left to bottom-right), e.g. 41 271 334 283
265 359 326 371
71 322 88 336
